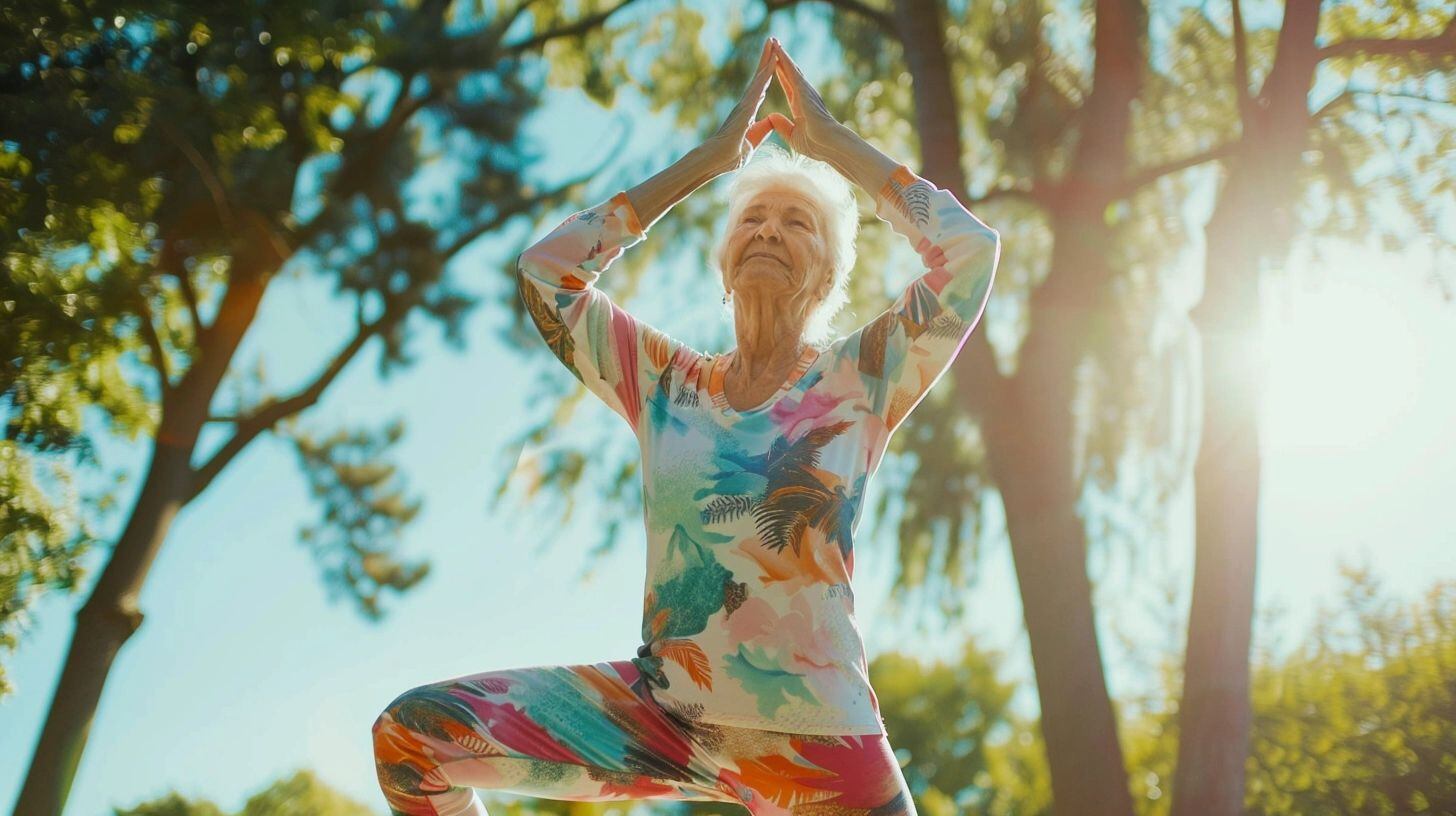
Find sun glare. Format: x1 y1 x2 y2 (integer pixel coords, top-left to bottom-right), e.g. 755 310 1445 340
1260 244 1428 453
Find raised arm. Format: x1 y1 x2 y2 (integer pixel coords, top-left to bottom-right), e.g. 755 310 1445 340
516 37 788 432
849 164 1000 430
516 193 684 432
769 39 1001 431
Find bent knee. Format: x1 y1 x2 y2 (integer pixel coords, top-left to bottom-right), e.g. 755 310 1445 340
372 684 444 757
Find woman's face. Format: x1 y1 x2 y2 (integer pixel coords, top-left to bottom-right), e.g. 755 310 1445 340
724 184 831 306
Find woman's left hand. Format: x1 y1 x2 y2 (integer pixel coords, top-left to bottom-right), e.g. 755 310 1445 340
768 40 850 162
701 37 793 174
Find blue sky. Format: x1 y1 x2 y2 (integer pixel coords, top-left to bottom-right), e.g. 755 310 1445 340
4 7 1455 815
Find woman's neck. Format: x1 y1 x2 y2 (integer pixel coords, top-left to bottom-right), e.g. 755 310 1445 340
729 297 807 379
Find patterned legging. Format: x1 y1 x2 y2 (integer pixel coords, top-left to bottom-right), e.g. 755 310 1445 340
372 658 916 815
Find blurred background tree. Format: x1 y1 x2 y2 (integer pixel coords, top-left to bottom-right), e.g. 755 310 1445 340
1117 561 1456 816
1 0 649 812
489 2 1456 813
111 769 375 816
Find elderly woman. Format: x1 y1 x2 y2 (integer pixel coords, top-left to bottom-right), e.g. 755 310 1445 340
374 37 1000 816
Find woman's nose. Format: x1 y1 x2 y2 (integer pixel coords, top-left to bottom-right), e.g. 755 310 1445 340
754 220 781 240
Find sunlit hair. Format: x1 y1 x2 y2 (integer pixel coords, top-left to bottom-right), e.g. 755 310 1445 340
712 144 859 349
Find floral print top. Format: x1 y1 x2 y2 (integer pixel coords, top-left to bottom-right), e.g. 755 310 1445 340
516 164 1001 735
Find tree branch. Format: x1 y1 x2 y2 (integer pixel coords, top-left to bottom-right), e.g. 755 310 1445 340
1311 87 1355 120
157 235 204 339
1231 0 1253 120
134 287 171 390
503 0 645 55
965 180 1045 209
192 154 616 500
443 124 630 259
188 300 398 501
289 74 438 254
156 119 236 235
1353 87 1456 108
763 0 897 36
1318 16 1456 61
1113 140 1241 199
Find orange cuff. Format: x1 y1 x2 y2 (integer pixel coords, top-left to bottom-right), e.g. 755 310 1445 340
611 191 646 236
877 164 920 200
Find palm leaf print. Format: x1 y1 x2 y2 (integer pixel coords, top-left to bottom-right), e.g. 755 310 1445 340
804 483 855 559
742 528 841 587
653 525 733 639
762 421 851 478
649 607 670 641
903 179 933 227
857 311 894 380
642 327 675 371
753 484 820 555
658 638 713 690
673 382 699 407
734 753 839 809
516 272 581 381
899 278 942 337
452 731 505 757
926 308 968 338
753 421 853 554
887 388 917 431
701 493 754 525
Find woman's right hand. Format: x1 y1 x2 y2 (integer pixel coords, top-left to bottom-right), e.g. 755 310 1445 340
700 37 794 175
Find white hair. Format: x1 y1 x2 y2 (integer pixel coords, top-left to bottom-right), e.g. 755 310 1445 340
712 144 859 349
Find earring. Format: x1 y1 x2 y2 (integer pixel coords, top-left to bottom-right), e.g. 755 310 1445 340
723 289 732 304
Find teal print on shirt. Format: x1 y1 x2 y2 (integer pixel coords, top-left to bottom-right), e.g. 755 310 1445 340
652 525 733 641
698 420 859 557
641 525 737 693
754 420 855 556
723 643 821 719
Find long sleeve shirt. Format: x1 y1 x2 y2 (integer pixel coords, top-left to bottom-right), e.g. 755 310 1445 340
516 163 1001 735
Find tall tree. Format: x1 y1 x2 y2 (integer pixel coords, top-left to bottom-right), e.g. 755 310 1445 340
0 0 646 812
1174 4 1455 813
494 1 1455 814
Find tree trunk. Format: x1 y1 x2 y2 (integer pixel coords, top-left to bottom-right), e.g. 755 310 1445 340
12 439 195 816
986 370 1138 816
889 0 1141 812
14 260 270 815
1172 167 1264 816
1171 2 1321 812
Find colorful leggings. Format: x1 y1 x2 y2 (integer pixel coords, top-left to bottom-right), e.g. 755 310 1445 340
372 658 915 815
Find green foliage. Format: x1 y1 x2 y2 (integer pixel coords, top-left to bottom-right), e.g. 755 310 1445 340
819 564 1456 816
1241 566 1456 815
1114 562 1456 816
0 0 639 702
235 769 376 816
867 641 1022 815
113 791 229 816
0 440 109 697
292 417 429 621
112 769 371 816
